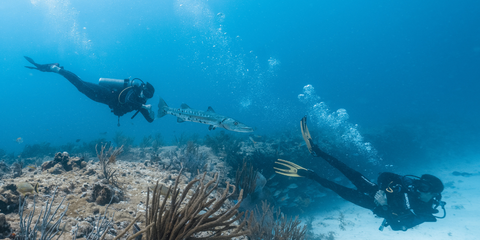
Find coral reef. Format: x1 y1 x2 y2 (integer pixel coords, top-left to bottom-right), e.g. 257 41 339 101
174 141 208 175
96 144 123 187
11 160 24 178
0 213 12 238
0 160 9 174
204 131 245 168
144 170 251 239
87 180 124 206
0 184 20 214
247 200 307 240
17 188 68 240
41 152 87 174
234 159 257 199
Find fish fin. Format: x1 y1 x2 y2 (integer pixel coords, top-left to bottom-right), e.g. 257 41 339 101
207 106 215 112
177 117 185 123
181 103 191 109
208 125 216 130
157 98 168 118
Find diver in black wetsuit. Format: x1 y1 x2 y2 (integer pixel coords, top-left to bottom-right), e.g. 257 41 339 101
275 116 446 231
24 56 155 125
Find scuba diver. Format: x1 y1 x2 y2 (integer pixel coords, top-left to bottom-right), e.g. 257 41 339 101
24 56 155 126
274 116 446 231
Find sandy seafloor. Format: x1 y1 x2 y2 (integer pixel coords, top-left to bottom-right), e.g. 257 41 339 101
307 154 480 240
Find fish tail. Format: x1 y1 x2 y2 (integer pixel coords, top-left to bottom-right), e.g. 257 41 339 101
34 183 39 194
157 97 169 118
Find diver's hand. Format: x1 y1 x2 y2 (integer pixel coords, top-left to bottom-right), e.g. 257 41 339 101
374 190 388 206
24 56 63 72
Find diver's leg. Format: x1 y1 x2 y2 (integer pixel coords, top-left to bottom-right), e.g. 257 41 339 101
312 145 378 194
57 69 114 105
309 173 377 210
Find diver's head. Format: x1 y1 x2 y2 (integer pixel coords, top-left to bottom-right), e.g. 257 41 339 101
134 82 155 100
130 78 154 99
415 174 444 202
143 82 155 99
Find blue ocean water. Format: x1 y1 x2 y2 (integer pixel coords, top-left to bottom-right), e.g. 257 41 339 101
1 0 479 163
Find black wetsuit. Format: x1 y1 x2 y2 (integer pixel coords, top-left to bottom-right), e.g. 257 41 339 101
58 69 154 123
302 145 438 231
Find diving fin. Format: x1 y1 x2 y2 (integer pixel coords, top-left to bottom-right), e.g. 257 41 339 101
300 116 317 157
274 159 307 178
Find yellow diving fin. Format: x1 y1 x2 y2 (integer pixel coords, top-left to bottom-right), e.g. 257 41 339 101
274 159 307 177
300 116 318 156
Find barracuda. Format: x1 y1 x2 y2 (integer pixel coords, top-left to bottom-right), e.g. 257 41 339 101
157 98 254 133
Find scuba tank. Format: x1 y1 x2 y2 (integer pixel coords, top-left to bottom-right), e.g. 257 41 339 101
99 78 142 92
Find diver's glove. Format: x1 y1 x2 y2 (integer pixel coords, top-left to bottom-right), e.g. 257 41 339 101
24 56 63 73
374 190 388 206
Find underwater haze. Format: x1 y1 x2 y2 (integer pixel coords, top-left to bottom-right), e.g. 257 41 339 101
1 0 480 163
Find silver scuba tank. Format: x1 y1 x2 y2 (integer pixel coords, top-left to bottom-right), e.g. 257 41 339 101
99 78 142 91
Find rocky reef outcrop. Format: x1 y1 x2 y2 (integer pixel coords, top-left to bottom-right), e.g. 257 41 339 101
0 213 12 239
41 152 87 174
87 180 124 206
0 184 19 214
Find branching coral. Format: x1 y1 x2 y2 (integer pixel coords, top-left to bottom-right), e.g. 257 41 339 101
143 169 251 239
95 144 123 187
17 188 68 240
176 141 208 174
204 131 244 168
234 159 257 199
248 201 307 240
